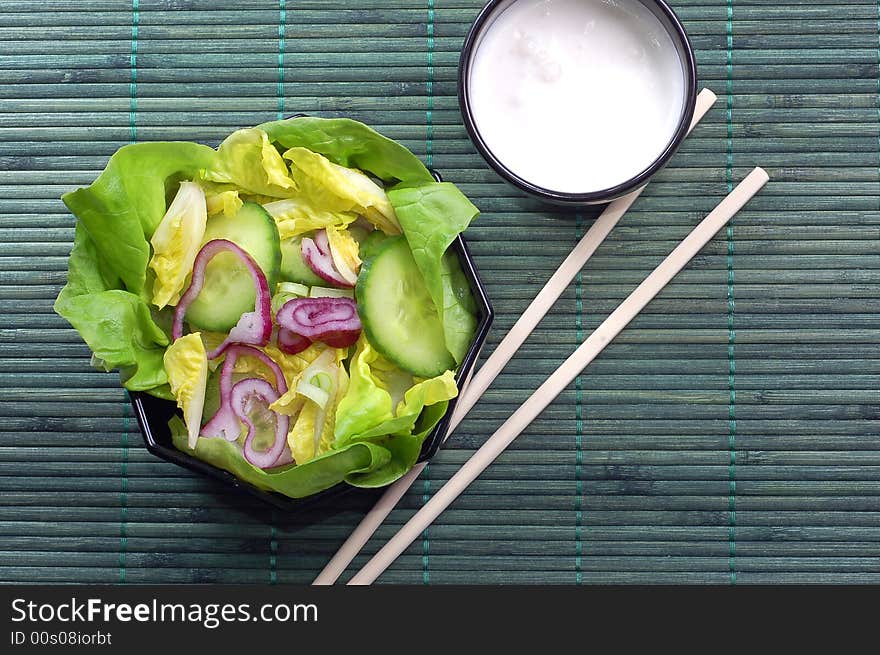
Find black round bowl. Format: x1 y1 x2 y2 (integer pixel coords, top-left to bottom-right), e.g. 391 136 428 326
458 0 698 206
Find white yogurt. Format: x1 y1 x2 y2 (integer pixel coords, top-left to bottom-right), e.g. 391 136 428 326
467 0 686 194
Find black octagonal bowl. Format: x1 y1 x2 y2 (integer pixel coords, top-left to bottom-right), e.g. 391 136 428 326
130 170 493 512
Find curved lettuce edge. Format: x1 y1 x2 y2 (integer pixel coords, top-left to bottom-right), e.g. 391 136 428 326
57 142 217 396
170 400 450 496
258 116 435 187
343 399 450 489
170 415 402 496
61 142 217 295
55 223 171 393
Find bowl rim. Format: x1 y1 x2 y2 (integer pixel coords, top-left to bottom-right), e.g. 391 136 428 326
131 170 494 512
457 0 699 206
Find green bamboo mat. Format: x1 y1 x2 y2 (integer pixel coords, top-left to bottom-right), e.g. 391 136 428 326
1 0 879 585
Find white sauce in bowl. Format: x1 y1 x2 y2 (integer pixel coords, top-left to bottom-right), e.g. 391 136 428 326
467 0 686 194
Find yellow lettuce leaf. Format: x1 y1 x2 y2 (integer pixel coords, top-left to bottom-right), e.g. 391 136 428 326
288 363 350 464
325 225 362 283
205 128 297 198
163 333 208 449
261 196 356 240
269 345 348 415
397 370 458 417
282 146 401 235
205 190 243 218
228 342 324 391
148 181 207 308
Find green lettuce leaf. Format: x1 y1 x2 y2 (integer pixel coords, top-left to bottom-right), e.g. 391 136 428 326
258 116 435 186
334 338 397 443
440 251 479 365
333 336 457 488
55 224 170 392
170 416 392 497
343 433 424 488
388 183 480 363
340 388 452 489
62 142 216 294
413 400 450 439
144 384 175 402
344 396 453 489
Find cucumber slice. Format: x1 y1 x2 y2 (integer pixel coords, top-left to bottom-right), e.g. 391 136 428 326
185 202 280 332
356 236 454 377
279 235 326 286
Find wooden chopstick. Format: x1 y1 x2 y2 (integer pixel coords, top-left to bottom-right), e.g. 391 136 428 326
347 167 770 585
312 88 719 586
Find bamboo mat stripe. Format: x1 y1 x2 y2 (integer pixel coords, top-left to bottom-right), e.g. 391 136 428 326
1 0 879 585
725 0 737 584
121 0 135 587
575 214 585 584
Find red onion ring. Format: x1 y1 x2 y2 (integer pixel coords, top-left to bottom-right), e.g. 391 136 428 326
172 239 272 358
277 328 312 355
231 377 289 469
301 229 353 288
275 297 362 349
200 344 287 442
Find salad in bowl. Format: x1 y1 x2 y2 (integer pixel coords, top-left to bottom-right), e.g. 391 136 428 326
55 117 491 504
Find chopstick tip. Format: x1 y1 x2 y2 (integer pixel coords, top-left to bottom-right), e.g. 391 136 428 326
698 88 718 104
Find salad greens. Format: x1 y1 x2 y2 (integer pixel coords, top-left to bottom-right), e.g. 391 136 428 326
149 181 208 309
169 415 394 497
56 117 481 499
205 128 297 198
55 224 171 395
63 142 217 294
389 184 480 363
164 333 208 449
258 116 436 186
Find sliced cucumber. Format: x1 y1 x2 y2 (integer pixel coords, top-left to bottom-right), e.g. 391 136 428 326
356 236 454 377
185 202 280 332
279 235 326 286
